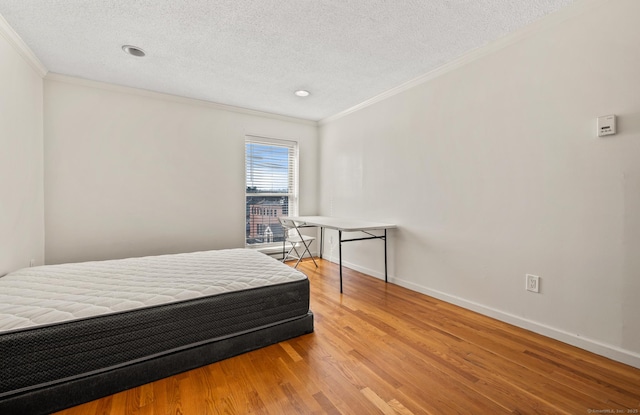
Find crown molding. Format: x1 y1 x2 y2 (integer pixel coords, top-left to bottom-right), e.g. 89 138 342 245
45 73 317 127
0 13 47 77
320 0 606 126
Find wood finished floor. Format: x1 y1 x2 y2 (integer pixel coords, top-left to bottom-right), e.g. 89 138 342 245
56 259 640 415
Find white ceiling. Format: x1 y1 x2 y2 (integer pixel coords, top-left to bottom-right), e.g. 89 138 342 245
0 0 574 121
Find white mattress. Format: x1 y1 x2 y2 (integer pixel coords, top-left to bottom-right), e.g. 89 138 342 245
0 249 306 333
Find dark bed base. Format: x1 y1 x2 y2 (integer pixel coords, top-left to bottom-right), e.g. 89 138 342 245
0 312 313 415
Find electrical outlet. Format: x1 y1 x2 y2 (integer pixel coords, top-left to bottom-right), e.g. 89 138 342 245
29 259 36 267
526 274 540 293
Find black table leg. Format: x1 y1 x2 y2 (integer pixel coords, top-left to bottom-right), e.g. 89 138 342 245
339 230 343 293
384 228 388 283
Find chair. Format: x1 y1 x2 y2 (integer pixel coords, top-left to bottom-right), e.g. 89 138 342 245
279 217 318 268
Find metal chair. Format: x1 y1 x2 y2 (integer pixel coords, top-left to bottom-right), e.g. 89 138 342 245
279 217 318 268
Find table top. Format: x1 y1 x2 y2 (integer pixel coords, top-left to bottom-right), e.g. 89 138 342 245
285 216 396 232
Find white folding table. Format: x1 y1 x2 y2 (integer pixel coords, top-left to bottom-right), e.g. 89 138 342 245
285 216 396 293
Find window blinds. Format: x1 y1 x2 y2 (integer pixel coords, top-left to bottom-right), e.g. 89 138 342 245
245 138 296 195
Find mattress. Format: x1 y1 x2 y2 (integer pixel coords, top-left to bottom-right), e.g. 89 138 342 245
0 249 311 404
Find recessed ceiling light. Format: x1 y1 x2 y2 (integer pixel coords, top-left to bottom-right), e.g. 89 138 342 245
294 90 310 97
122 45 146 57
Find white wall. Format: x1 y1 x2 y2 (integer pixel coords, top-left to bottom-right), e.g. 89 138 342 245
319 0 640 367
0 20 44 275
44 76 317 264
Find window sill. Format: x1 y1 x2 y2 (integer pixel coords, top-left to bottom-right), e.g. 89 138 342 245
246 244 285 259
246 244 318 260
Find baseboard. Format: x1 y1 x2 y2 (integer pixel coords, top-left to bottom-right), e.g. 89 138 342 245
322 255 640 369
323 255 387 282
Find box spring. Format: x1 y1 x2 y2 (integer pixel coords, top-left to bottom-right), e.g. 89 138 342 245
0 267 312 414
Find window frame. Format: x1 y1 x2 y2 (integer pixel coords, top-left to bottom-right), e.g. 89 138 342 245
244 135 299 248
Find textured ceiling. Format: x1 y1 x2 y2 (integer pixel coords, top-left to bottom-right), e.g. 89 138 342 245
0 0 574 121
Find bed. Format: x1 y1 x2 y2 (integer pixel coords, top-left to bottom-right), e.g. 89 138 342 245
0 248 313 414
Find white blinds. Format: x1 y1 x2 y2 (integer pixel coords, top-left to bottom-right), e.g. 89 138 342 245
245 136 298 246
245 137 296 195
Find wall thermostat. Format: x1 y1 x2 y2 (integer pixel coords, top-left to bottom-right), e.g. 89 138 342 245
597 115 616 137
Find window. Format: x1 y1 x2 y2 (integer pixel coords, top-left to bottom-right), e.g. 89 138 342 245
245 136 298 247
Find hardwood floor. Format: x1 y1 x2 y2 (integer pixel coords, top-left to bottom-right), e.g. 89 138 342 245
56 259 640 415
